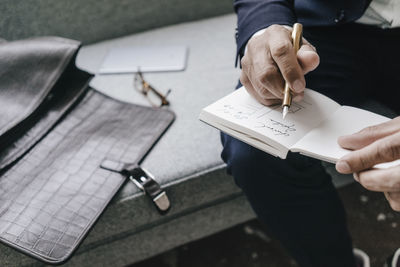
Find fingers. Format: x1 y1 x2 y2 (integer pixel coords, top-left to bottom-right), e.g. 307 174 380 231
354 165 400 211
268 27 305 94
384 192 400 211
352 164 400 212
354 165 400 192
249 58 285 99
240 24 319 106
297 41 320 75
335 116 400 212
336 131 400 174
338 116 400 150
293 92 304 102
242 29 286 100
240 71 281 106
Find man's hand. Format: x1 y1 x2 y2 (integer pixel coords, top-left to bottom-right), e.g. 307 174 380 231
336 117 400 211
240 24 320 106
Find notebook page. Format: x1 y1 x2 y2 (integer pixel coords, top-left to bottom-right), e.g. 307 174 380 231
292 106 391 163
200 87 341 153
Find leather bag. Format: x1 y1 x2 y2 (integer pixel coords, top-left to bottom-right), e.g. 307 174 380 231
0 37 175 264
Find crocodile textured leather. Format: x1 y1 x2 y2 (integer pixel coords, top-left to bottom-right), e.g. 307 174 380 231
0 37 175 264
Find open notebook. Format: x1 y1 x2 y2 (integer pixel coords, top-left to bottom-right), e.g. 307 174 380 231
200 87 393 165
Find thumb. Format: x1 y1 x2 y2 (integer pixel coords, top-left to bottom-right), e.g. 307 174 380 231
338 117 400 150
297 41 319 75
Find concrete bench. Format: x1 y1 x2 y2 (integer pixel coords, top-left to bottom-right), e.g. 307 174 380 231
3 1 395 266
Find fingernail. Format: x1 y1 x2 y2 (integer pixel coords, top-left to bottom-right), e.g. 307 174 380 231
336 160 351 173
353 173 360 182
292 79 304 92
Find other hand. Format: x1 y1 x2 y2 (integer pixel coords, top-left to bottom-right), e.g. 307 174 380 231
240 24 320 106
336 117 400 211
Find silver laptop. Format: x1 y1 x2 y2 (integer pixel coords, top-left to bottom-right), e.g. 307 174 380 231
99 45 188 74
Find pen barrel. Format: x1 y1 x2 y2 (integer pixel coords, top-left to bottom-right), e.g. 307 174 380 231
292 23 303 52
281 23 302 109
282 83 291 107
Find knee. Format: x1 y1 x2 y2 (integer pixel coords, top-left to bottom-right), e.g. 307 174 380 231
221 132 277 187
221 133 331 189
221 132 258 171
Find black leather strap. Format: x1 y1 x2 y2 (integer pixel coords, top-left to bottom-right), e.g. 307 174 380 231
100 159 170 214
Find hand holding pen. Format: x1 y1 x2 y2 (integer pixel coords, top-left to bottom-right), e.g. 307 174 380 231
240 24 319 117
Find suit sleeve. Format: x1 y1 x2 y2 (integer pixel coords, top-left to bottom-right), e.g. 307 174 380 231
234 0 296 66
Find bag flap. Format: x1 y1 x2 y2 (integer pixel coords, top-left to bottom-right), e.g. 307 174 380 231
0 37 81 140
0 91 175 264
0 37 92 171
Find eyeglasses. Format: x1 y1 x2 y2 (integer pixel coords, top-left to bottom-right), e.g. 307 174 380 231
133 71 171 107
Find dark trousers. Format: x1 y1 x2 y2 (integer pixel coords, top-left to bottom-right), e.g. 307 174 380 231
221 23 400 267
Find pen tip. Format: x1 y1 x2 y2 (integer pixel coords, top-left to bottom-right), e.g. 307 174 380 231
282 106 288 120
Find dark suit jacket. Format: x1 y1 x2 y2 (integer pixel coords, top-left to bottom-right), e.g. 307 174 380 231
234 0 372 64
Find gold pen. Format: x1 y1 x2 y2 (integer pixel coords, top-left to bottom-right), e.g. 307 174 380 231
282 23 303 119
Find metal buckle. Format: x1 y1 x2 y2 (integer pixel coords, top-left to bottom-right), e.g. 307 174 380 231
152 191 170 212
129 168 170 212
129 167 155 191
